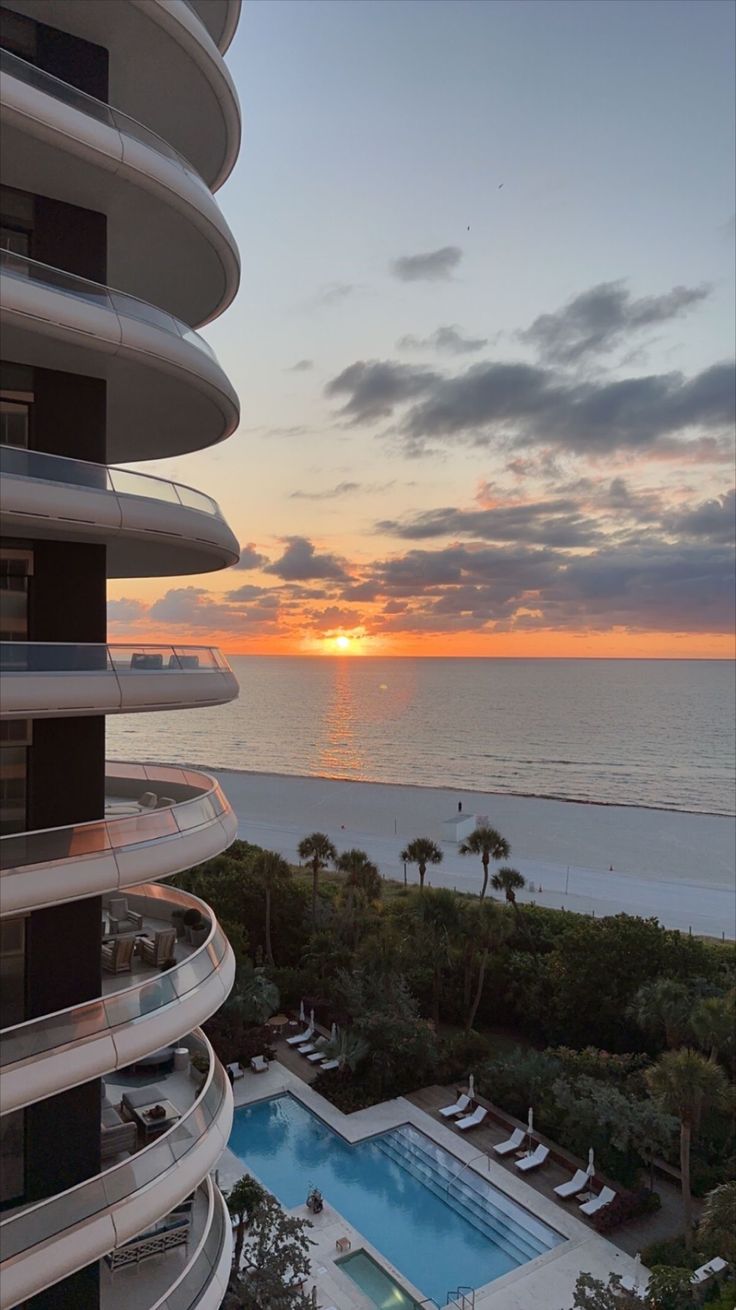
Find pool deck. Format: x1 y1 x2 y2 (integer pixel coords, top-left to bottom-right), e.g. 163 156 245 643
217 1058 650 1310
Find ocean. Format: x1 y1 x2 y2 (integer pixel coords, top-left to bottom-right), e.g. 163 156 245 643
106 657 736 816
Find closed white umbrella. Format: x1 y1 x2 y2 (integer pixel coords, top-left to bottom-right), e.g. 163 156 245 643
331 1022 338 1041
310 1009 315 1029
299 1000 306 1024
587 1147 595 1180
632 1253 642 1291
527 1107 534 1136
468 1074 475 1099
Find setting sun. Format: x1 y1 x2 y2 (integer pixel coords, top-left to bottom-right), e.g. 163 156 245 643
334 635 350 651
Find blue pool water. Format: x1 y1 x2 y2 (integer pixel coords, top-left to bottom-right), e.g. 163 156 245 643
228 1095 564 1306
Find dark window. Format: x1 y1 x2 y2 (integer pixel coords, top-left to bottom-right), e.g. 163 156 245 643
0 6 36 60
0 719 31 835
0 914 26 1027
0 397 31 447
0 1109 24 1207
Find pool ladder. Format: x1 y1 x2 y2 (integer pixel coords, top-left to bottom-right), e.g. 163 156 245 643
447 1287 475 1310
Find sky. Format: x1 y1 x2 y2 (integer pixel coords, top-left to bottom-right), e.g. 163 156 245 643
109 0 736 657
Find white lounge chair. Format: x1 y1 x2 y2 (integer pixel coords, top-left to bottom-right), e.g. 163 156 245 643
620 1274 650 1296
226 1062 245 1081
456 1106 487 1131
286 1025 313 1046
250 1055 268 1073
691 1257 728 1286
579 1185 616 1216
554 1168 589 1199
306 1042 328 1063
493 1127 525 1156
298 1039 320 1054
439 1093 472 1119
515 1144 549 1172
320 1059 339 1071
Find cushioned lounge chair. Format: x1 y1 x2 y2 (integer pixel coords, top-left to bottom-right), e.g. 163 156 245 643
493 1127 525 1156
515 1143 549 1172
579 1185 616 1215
554 1168 589 1199
691 1257 728 1286
306 1041 328 1063
139 928 177 967
250 1055 268 1073
456 1105 487 1131
107 896 143 934
286 1025 313 1046
227 1062 245 1081
101 936 135 974
101 1094 137 1161
440 1093 471 1119
320 1059 339 1071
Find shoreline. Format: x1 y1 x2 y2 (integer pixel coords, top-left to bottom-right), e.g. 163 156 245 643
186 761 735 820
202 766 735 938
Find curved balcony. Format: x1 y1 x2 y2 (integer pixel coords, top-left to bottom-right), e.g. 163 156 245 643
0 644 239 720
185 0 242 55
1 885 235 1113
0 764 238 917
0 1032 234 1310
0 445 239 578
0 52 239 326
3 0 241 192
99 1176 232 1310
0 252 238 460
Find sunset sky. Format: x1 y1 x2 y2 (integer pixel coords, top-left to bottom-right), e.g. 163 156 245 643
109 0 736 657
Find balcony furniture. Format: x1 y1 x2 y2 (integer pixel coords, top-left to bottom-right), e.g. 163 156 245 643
173 1047 190 1072
133 1045 177 1071
130 653 164 669
157 796 176 807
440 1093 472 1119
456 1105 488 1132
250 1055 268 1073
554 1168 590 1200
131 1097 181 1140
335 1237 351 1254
185 917 211 947
101 1094 137 1162
691 1257 728 1288
105 1211 191 1270
226 1062 245 1081
169 654 200 668
106 896 143 934
101 936 135 974
138 927 177 966
139 791 158 809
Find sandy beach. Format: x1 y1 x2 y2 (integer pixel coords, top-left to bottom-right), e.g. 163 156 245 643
209 768 736 940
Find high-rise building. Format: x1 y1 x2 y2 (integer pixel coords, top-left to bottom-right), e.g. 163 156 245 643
0 3 243 1306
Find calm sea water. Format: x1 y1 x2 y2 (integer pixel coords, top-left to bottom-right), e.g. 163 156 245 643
106 657 736 815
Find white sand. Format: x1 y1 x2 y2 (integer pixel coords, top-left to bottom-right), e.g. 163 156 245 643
209 768 736 940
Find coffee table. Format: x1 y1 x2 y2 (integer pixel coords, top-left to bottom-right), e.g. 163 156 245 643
132 1098 181 1140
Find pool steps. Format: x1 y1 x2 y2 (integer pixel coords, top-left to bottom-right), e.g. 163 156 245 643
374 1126 557 1267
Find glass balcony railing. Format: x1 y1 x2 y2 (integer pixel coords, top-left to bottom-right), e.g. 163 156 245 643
0 249 218 362
0 886 231 1069
0 763 231 871
0 642 232 674
0 48 205 188
0 444 222 517
0 1033 229 1264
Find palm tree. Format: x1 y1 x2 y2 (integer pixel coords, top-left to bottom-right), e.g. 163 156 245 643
690 993 735 1064
646 1049 728 1246
459 825 510 900
250 849 291 966
697 1181 736 1264
414 887 464 1025
490 866 526 913
336 848 382 900
320 1028 369 1073
225 1173 266 1272
629 978 692 1049
298 831 337 924
465 900 513 1030
400 837 443 892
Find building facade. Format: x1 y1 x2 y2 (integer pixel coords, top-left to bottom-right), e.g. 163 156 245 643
0 2 243 1306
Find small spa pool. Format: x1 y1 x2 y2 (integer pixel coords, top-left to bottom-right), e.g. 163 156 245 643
228 1095 564 1306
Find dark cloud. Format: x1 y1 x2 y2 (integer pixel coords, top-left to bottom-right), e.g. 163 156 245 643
264 536 349 581
390 245 462 282
316 282 355 306
324 354 733 457
378 498 603 548
234 542 268 569
397 324 488 355
664 488 736 543
287 359 314 372
227 584 268 601
325 360 439 424
107 597 147 622
146 587 280 633
521 280 710 365
305 605 364 631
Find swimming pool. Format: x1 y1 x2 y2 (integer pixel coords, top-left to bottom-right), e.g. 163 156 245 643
228 1095 564 1306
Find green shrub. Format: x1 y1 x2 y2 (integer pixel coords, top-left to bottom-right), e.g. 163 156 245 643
436 1030 493 1083
478 1049 562 1122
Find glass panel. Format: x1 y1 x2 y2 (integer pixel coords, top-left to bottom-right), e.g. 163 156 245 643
171 647 218 670
0 399 30 448
109 467 180 503
0 743 27 837
0 643 110 672
108 288 180 335
174 795 217 832
108 809 179 848
173 484 218 514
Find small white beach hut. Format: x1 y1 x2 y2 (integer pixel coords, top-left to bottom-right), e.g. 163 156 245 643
441 813 478 843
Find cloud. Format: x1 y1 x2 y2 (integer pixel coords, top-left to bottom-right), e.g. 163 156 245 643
397 324 488 355
316 282 355 306
325 360 439 424
664 488 735 543
107 597 147 622
326 354 735 457
287 359 314 372
390 245 462 282
234 542 268 569
304 605 364 632
290 481 362 500
378 498 604 548
264 535 349 581
521 280 710 365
